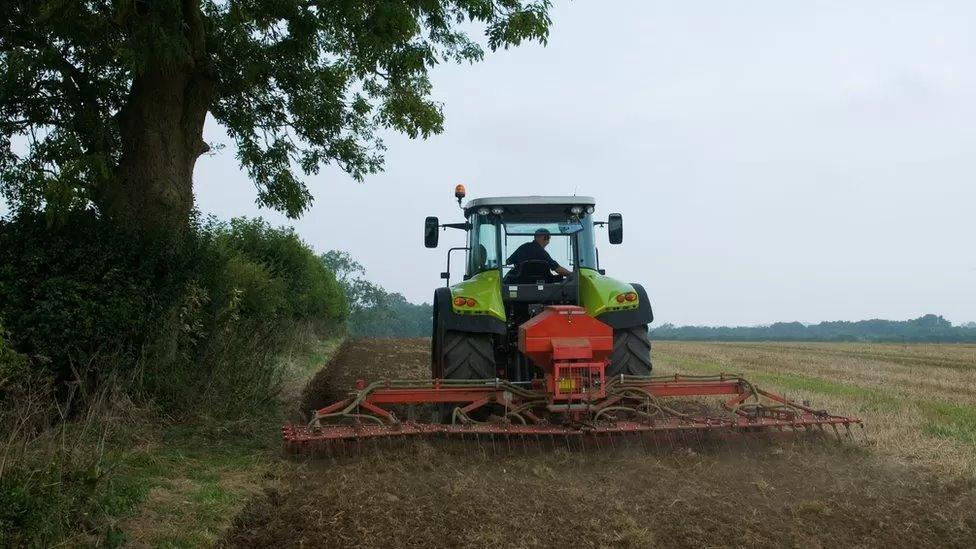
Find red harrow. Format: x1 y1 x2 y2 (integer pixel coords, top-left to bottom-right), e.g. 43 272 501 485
283 306 862 453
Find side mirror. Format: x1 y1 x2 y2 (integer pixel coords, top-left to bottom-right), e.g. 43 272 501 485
424 216 439 248
608 213 623 244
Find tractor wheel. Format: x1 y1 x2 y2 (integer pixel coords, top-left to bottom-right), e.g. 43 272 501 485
442 331 496 380
607 325 652 377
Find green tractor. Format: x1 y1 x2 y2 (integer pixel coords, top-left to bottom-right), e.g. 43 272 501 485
425 190 653 385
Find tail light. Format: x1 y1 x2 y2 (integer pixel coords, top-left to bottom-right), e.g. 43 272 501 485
615 292 638 304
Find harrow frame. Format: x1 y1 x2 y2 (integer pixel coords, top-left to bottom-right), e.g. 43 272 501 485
282 373 863 452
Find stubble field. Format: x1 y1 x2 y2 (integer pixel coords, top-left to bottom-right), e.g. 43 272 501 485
223 339 976 548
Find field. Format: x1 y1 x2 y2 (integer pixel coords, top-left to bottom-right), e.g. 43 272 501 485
223 339 976 548
654 341 976 476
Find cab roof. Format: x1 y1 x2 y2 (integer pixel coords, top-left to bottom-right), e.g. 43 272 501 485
464 196 596 214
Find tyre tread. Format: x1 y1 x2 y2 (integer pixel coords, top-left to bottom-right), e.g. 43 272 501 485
608 325 652 377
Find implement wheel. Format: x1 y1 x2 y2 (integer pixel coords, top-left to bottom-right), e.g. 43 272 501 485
607 325 652 377
442 331 495 380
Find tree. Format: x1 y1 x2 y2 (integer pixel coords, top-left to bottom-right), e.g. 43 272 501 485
320 250 431 336
320 249 376 312
1 0 552 238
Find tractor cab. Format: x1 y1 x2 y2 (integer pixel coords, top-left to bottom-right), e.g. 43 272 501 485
464 196 599 304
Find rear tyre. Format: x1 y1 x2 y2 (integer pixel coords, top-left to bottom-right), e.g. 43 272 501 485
437 331 496 423
442 331 496 380
607 325 652 377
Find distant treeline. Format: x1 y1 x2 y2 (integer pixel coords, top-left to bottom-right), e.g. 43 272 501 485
651 314 976 343
322 251 432 338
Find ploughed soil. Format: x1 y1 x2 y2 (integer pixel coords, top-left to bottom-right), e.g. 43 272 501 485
224 339 976 548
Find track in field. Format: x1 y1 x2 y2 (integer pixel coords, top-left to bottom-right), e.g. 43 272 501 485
223 338 976 548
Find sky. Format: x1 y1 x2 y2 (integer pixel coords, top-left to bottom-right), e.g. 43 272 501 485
183 1 973 325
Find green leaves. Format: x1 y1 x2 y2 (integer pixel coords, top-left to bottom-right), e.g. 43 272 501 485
202 0 552 215
2 0 553 222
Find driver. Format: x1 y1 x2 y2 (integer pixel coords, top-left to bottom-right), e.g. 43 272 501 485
506 228 572 280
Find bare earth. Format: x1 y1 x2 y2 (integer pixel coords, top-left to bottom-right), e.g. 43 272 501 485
223 339 976 548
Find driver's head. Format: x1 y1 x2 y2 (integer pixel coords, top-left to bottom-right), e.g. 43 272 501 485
534 228 551 247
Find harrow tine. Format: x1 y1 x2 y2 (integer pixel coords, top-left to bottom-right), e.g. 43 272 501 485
692 426 704 454
477 433 487 460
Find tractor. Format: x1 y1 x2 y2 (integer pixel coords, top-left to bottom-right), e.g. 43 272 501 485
425 189 652 387
282 187 861 452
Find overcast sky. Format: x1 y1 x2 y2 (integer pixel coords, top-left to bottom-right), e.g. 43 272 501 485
196 1 970 325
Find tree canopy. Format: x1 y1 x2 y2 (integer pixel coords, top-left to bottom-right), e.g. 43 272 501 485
1 0 551 234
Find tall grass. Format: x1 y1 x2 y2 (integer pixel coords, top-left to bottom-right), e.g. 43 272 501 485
0 337 135 545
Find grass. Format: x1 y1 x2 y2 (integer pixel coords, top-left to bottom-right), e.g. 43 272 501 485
653 341 976 478
107 334 343 547
0 332 342 547
922 401 976 447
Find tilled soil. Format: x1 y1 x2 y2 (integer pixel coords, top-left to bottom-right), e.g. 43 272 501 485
225 338 976 548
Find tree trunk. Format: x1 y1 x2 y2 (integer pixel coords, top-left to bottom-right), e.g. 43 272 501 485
106 69 213 240
102 1 214 241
